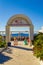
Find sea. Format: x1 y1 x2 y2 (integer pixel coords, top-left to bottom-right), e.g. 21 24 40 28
2 33 37 37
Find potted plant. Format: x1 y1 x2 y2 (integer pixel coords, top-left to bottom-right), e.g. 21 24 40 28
33 33 43 65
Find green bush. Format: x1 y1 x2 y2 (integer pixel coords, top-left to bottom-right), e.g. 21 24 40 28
33 32 43 60
0 35 6 48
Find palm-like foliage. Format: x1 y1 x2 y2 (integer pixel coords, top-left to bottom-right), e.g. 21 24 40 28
0 35 6 47
33 32 43 60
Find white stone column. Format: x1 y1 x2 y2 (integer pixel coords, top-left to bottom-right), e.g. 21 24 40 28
29 25 34 41
6 26 10 43
0 32 1 35
29 25 34 46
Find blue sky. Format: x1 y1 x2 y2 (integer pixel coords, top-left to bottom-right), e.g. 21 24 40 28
0 0 43 32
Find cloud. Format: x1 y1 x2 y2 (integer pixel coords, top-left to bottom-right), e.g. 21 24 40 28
38 26 43 33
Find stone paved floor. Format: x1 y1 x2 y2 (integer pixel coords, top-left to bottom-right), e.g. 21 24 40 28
0 46 40 65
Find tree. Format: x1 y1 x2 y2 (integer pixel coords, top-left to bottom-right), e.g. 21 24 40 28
33 32 43 60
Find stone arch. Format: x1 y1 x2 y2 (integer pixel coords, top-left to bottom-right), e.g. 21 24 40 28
6 14 34 44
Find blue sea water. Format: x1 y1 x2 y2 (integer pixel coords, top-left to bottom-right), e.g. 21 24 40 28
2 33 37 37
11 33 37 37
11 33 29 37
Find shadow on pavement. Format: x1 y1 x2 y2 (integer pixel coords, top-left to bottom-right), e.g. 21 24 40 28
0 47 12 54
11 46 33 51
4 47 12 54
0 53 12 64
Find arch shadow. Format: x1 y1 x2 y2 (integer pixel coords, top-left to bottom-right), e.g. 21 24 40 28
11 46 33 51
0 53 12 64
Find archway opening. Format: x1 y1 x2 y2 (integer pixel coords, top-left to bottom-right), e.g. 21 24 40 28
10 27 29 41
